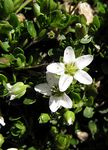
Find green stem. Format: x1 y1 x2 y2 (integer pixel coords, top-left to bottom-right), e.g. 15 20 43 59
16 0 33 13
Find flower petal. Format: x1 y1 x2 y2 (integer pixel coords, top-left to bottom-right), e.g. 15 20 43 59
59 74 73 92
6 83 12 90
75 55 93 69
49 96 61 112
0 116 5 126
47 63 64 75
60 93 72 108
74 70 92 85
63 46 75 64
34 83 51 96
10 95 16 100
46 72 59 87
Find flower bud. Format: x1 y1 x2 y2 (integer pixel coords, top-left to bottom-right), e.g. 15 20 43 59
76 2 94 25
64 110 75 125
47 30 55 39
38 113 50 124
76 130 89 141
0 134 4 147
55 133 71 150
17 13 25 22
50 126 58 136
6 82 29 100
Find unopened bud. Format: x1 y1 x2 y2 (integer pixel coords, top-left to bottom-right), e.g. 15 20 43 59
76 2 94 25
76 130 89 141
6 82 29 100
0 134 4 147
38 113 50 124
64 110 75 125
17 13 25 22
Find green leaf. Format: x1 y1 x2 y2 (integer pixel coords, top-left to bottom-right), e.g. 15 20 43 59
83 107 94 118
38 29 46 39
0 57 10 68
9 116 21 121
16 54 26 67
88 120 97 138
9 13 19 27
14 47 24 55
85 97 94 107
27 147 37 150
96 2 106 14
70 138 79 146
93 15 100 29
26 21 37 39
13 0 24 10
75 23 87 39
33 3 41 17
23 98 36 105
0 74 7 83
11 121 26 137
3 0 14 15
0 21 13 34
70 92 81 103
80 35 92 44
0 41 10 52
50 11 71 29
79 14 87 25
41 0 57 14
99 108 108 114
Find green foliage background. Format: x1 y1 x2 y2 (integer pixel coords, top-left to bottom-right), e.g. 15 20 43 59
0 0 108 149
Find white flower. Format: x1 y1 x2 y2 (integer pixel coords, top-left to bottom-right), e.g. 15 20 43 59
34 72 72 112
76 2 94 25
47 46 93 92
0 116 5 126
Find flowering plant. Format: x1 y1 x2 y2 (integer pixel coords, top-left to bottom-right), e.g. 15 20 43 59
0 0 108 149
47 46 93 91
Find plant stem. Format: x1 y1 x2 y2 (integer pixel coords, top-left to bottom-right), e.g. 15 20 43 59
16 0 33 13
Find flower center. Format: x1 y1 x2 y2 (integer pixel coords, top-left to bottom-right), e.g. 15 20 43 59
65 63 78 76
51 86 63 97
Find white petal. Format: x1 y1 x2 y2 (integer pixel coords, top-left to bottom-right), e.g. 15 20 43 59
34 83 51 96
47 63 64 75
6 83 12 90
0 116 5 126
59 74 73 92
10 95 16 100
63 46 75 64
68 118 72 125
75 55 93 69
46 72 59 87
74 70 92 85
7 148 18 150
49 96 61 112
60 93 72 108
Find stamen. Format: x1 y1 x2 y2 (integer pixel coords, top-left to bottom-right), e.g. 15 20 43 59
65 63 78 76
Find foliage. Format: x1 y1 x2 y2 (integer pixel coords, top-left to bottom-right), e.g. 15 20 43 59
0 0 108 149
